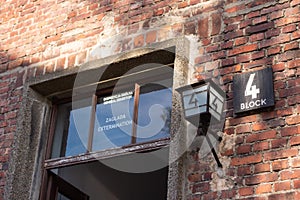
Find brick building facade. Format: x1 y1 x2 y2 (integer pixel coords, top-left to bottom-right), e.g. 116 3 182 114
0 0 300 199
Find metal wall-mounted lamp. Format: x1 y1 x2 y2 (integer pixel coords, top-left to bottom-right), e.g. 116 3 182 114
176 79 226 168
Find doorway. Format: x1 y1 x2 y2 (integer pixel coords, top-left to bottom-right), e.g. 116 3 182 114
48 151 169 200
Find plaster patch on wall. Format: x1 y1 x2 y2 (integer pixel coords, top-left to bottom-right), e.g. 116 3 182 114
209 133 236 191
147 16 185 28
89 10 200 69
219 132 236 154
61 41 84 54
184 35 200 82
210 156 234 191
90 12 122 59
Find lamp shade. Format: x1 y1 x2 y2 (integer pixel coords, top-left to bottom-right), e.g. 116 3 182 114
176 79 225 127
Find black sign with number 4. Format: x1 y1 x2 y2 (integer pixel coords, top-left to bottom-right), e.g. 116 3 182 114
233 67 275 114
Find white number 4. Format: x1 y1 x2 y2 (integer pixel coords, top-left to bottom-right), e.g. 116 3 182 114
245 73 260 99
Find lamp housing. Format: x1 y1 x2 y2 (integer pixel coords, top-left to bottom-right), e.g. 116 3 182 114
176 79 226 127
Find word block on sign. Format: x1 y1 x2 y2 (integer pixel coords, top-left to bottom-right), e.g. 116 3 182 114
233 67 275 114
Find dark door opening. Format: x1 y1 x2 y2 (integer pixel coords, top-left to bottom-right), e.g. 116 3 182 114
47 171 89 200
48 151 169 200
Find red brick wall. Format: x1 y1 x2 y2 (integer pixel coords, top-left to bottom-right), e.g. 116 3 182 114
189 0 300 199
0 0 299 199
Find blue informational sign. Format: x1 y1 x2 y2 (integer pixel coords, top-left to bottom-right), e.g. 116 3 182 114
64 87 172 156
93 88 172 151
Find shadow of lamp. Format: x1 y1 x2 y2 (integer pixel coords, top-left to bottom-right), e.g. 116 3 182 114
176 79 226 168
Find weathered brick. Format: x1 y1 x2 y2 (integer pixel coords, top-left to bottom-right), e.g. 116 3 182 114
236 124 251 134
291 0 300 6
245 173 278 185
272 160 289 171
236 144 251 154
225 24 238 32
237 166 251 176
286 115 300 125
291 136 300 146
254 163 270 173
284 42 299 51
265 28 280 38
268 192 295 200
247 0 270 8
250 52 263 60
271 138 287 149
264 149 298 161
249 33 264 42
268 118 285 128
278 50 300 62
267 46 281 56
243 57 272 69
253 141 269 151
178 1 188 8
275 99 286 107
270 10 283 20
128 23 139 34
234 37 248 46
226 4 246 13
211 12 221 36
198 17 209 38
239 187 253 196
221 41 233 49
253 16 267 25
228 115 258 126
279 86 300 98
240 19 252 29
67 54 76 68
294 180 300 189
211 51 225 60
184 21 196 35
281 126 300 136
202 192 217 200
246 11 260 19
133 34 144 48
292 30 300 40
275 181 291 192
245 22 275 34
282 24 297 33
188 173 202 182
276 16 300 27
145 30 156 44
220 190 236 199
231 154 262 166
255 183 272 194
261 2 290 15
228 44 258 56
281 169 300 180
287 59 300 69
291 158 300 168
246 130 277 143
224 30 243 41
260 35 290 48
236 54 251 63
252 122 268 131
194 55 211 65
206 45 219 53
44 61 55 74
76 51 86 65
288 78 300 87
192 182 210 193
